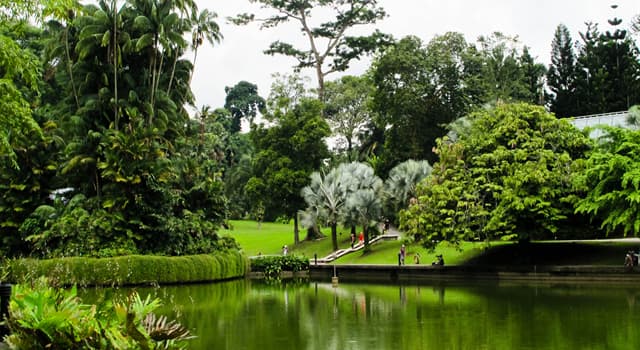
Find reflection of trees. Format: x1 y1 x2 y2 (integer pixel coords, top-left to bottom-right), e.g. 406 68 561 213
89 281 640 349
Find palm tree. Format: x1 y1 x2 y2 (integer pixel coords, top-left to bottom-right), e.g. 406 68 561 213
626 105 640 129
128 0 187 117
43 0 82 109
345 185 383 252
189 8 222 84
384 159 432 211
301 170 348 251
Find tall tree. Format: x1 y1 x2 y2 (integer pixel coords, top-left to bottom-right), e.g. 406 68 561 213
547 24 577 118
519 46 546 105
231 0 390 101
573 16 640 115
245 98 330 244
188 8 221 85
224 81 266 133
475 32 530 104
370 34 480 174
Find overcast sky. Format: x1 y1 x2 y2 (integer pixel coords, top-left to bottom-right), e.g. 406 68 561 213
189 0 640 112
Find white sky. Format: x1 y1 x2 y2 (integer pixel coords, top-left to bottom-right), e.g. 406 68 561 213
189 0 640 111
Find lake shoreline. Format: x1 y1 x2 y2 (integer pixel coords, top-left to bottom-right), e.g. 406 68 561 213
308 264 640 284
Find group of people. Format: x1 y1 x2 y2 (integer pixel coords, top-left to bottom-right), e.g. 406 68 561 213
350 231 365 248
398 244 444 266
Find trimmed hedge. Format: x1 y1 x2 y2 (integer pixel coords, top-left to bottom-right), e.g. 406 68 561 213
6 251 249 287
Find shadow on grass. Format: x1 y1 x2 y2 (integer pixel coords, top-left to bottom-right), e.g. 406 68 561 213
463 241 640 266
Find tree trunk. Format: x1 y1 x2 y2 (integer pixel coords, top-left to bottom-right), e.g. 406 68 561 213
64 28 79 110
294 214 300 245
363 226 370 252
331 223 338 251
112 0 118 130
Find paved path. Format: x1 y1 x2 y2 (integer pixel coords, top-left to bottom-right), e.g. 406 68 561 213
316 226 402 264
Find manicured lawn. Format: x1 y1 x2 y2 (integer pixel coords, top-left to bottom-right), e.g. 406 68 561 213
220 220 294 256
220 220 359 258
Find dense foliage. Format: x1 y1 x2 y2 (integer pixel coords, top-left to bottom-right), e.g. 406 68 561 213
400 104 593 247
369 33 546 175
250 255 309 278
2 0 640 262
0 0 232 258
245 98 330 243
575 127 640 236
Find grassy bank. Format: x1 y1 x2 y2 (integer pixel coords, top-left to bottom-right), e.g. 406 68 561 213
220 220 639 267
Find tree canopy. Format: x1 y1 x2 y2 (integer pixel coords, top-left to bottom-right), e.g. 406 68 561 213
231 0 390 101
400 103 593 248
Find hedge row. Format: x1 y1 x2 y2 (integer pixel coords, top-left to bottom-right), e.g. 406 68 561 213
6 251 249 287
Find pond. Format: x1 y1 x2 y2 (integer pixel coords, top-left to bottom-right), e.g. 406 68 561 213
88 278 640 349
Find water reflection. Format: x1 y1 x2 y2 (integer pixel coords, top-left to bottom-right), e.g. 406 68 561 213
82 280 640 350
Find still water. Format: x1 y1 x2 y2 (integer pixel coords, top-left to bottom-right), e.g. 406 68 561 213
92 279 640 350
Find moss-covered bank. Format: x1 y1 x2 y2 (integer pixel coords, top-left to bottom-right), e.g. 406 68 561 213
5 251 249 287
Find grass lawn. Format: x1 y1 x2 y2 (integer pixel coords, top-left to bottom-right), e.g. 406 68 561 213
335 240 508 265
219 220 294 256
220 220 360 258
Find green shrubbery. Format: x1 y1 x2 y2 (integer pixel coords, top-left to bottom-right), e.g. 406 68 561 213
6 278 193 349
250 255 309 278
5 252 249 287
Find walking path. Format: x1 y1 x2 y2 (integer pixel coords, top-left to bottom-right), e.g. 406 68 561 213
315 227 402 264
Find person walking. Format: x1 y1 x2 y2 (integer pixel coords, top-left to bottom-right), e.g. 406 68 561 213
350 232 356 249
400 244 406 265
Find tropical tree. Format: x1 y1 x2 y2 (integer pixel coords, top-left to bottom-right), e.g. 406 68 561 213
301 169 347 251
188 8 221 85
575 126 640 236
231 0 390 101
344 171 383 252
401 103 593 248
245 98 330 244
475 32 530 104
224 80 266 133
384 159 432 213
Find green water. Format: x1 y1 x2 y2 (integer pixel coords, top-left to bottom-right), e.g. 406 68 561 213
94 279 640 350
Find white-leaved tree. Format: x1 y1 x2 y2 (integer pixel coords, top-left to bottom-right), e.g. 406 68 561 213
301 161 383 252
384 160 432 213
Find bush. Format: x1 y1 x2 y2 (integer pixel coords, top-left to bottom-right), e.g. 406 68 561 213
5 251 249 287
250 255 309 278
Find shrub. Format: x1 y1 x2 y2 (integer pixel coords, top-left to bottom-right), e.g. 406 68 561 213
250 255 309 278
5 251 249 287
